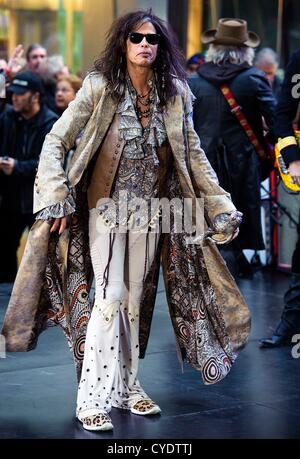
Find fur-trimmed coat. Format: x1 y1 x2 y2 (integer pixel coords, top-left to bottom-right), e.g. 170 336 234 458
2 73 251 384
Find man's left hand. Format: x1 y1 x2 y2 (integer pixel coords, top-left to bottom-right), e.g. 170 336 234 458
1 158 16 175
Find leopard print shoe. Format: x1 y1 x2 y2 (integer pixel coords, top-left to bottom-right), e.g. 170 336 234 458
79 412 113 431
130 399 161 416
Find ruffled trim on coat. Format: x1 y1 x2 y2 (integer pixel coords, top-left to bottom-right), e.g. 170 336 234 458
35 192 76 220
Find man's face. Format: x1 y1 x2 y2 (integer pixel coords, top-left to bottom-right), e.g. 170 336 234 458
187 63 199 75
28 47 47 71
126 21 158 69
257 63 277 85
12 91 37 115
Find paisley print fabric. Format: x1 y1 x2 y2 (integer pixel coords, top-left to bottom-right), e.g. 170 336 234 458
2 183 93 381
160 170 234 384
43 187 93 380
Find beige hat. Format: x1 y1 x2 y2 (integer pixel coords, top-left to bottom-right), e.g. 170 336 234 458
202 18 260 48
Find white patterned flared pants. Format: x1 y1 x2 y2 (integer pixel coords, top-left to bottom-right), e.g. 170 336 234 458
76 209 159 418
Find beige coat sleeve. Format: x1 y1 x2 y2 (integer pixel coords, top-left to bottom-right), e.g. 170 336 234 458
33 74 95 213
183 84 236 222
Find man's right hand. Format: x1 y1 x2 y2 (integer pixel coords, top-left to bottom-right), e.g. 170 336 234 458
289 160 300 186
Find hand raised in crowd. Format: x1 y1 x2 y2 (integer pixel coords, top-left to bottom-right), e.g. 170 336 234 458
0 61 7 98
0 59 9 73
289 160 300 186
0 157 15 175
8 44 25 76
50 217 68 235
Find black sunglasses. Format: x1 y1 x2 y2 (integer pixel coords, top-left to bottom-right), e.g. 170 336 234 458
128 32 160 45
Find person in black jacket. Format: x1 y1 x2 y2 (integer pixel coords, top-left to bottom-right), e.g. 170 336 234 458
188 19 276 278
254 47 282 100
0 71 58 283
261 50 300 347
0 67 9 115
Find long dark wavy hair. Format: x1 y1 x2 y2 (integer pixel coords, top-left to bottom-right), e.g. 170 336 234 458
92 9 187 107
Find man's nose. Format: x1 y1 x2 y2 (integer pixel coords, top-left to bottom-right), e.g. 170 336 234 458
141 37 149 46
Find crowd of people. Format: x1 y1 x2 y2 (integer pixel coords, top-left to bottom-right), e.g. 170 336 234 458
0 11 300 432
0 44 82 282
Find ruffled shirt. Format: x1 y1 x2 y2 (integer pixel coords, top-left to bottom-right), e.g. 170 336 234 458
36 76 167 229
97 78 166 229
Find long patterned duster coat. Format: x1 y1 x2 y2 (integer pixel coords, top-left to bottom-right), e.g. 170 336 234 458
2 73 251 385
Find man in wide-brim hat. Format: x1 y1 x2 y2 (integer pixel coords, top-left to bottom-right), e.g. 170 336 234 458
188 18 276 278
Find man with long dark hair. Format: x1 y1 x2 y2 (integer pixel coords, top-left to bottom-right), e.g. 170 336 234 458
2 10 250 432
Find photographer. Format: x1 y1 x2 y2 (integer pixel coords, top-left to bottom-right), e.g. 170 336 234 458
0 71 57 283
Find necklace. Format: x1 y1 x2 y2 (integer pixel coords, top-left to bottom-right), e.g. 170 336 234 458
126 74 155 120
137 96 151 106
136 106 151 119
137 88 151 99
137 88 152 107
136 87 153 120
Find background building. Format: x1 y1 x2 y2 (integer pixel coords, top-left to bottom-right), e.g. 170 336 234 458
0 0 298 74
0 0 167 74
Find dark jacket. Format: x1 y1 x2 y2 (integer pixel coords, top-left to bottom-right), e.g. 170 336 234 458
188 62 276 250
0 104 58 215
275 49 300 166
272 74 283 100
